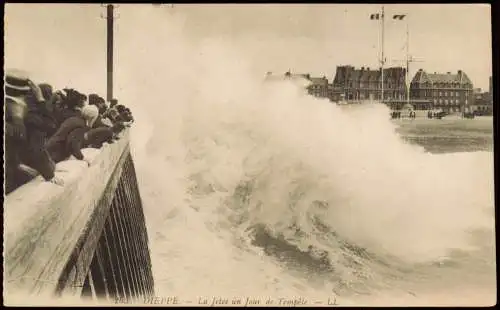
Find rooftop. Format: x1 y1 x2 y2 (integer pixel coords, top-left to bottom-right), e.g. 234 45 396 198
411 69 473 85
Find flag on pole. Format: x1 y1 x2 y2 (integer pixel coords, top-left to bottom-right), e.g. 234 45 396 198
393 14 406 20
370 13 381 20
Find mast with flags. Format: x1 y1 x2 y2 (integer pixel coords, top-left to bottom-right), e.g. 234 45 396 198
390 13 424 108
392 13 410 106
370 6 385 102
371 7 422 107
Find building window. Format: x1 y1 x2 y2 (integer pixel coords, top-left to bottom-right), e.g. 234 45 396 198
455 99 459 104
456 91 459 97
439 91 442 96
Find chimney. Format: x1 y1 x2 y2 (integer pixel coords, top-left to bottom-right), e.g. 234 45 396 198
367 67 370 71
446 72 451 74
361 67 365 71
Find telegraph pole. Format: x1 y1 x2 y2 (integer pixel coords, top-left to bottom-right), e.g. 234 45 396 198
106 4 114 102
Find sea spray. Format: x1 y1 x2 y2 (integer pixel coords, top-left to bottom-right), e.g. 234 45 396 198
7 4 494 305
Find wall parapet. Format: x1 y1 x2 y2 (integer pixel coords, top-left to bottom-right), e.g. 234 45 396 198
4 128 154 304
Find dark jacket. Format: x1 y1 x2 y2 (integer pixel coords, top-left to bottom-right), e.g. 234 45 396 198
4 97 52 192
5 122 25 194
5 97 27 140
62 126 115 161
20 108 57 181
65 127 88 160
25 104 59 138
55 108 81 125
86 127 115 148
45 116 89 163
93 115 111 129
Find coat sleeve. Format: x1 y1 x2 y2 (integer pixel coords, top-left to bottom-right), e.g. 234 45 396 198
36 150 56 181
6 121 27 141
24 111 57 134
67 132 85 160
18 130 56 181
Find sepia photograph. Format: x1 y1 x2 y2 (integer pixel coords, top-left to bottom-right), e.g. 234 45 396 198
3 3 495 307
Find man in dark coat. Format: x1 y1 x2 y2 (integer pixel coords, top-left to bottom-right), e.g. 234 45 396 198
5 92 29 194
45 104 99 164
67 126 116 155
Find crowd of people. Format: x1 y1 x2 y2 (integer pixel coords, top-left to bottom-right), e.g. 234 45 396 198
390 110 416 119
5 69 134 195
427 110 446 119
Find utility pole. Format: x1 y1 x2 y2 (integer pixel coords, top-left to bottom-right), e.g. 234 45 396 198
106 4 114 102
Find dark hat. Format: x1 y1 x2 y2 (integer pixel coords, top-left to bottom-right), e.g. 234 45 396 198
66 88 87 105
38 83 54 100
88 93 106 106
116 104 126 112
5 69 31 96
76 91 87 102
88 93 100 105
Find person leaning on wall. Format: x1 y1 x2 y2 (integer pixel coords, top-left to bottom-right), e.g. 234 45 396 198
45 104 99 166
4 69 64 193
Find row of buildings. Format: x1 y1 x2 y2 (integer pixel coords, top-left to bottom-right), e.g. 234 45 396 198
265 67 493 114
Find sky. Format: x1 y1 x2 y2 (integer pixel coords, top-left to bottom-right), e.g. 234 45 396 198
4 3 492 93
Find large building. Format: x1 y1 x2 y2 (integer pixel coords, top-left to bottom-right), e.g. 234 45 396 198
471 92 493 115
470 75 493 115
409 69 473 113
332 65 407 101
266 71 334 101
308 76 329 98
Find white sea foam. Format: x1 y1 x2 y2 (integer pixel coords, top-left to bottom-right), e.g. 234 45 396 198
5 4 495 306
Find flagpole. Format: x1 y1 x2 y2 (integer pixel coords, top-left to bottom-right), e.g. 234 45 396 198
381 5 385 103
406 16 410 107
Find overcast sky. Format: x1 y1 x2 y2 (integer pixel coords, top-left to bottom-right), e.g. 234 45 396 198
5 4 492 93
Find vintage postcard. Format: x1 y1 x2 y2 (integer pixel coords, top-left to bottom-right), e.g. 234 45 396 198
3 3 495 307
